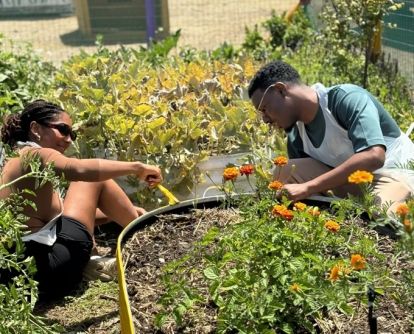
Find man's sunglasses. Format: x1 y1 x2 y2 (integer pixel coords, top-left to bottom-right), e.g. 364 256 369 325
42 123 77 141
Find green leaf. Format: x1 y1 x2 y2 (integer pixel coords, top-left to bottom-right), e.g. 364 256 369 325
148 117 166 130
203 267 219 280
132 104 152 116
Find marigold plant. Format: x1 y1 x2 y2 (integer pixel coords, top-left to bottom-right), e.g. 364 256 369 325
329 263 342 282
324 220 340 233
293 202 307 211
289 283 302 293
403 219 413 234
348 170 374 184
273 156 288 166
396 203 409 217
239 164 255 176
268 180 284 190
223 167 239 182
350 254 366 270
272 204 294 221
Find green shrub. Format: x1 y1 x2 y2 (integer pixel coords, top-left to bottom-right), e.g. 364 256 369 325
50 45 283 206
0 35 54 117
0 157 61 334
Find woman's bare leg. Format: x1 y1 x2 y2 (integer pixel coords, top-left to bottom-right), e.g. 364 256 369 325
63 179 139 236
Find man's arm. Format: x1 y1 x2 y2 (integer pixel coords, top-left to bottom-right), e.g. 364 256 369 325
283 145 385 201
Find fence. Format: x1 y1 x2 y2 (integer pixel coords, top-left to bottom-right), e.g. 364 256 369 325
0 0 412 84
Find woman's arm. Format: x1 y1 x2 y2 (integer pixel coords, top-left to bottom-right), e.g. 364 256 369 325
24 147 162 186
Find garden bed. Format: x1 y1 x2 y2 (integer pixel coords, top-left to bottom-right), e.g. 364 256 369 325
121 200 413 333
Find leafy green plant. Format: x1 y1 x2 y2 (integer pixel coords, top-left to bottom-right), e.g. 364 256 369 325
155 163 395 333
0 35 55 117
50 47 281 206
0 156 62 333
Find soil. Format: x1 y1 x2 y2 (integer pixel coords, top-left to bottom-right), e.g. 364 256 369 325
122 207 240 333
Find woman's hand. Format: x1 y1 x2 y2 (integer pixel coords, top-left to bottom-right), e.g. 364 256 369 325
137 163 163 187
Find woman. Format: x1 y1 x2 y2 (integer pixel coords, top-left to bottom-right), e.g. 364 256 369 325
0 99 162 298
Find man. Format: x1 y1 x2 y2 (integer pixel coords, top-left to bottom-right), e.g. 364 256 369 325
248 60 414 214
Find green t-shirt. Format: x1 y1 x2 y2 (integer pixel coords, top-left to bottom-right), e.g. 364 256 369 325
287 84 401 159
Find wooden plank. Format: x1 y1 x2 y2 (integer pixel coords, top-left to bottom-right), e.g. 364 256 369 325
160 0 169 35
74 0 92 35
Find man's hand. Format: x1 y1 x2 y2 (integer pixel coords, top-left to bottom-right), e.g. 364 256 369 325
281 182 312 201
137 163 163 187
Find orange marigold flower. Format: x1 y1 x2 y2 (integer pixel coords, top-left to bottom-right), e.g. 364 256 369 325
329 264 341 282
280 209 294 221
396 203 409 217
272 204 287 215
239 164 254 176
324 220 340 233
273 156 288 166
268 180 284 190
272 204 294 221
223 167 239 181
348 170 374 184
289 283 302 293
293 202 307 211
403 219 413 233
350 254 366 270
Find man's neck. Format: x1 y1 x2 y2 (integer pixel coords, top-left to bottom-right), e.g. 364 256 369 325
297 85 319 124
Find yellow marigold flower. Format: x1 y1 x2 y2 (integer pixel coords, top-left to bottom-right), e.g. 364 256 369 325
268 180 284 190
289 283 302 293
329 264 341 282
223 167 239 181
239 164 254 176
396 203 409 217
273 156 288 166
403 219 413 233
348 170 374 184
324 220 340 233
294 202 307 211
350 254 366 270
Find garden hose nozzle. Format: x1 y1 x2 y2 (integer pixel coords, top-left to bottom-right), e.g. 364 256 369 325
157 184 180 205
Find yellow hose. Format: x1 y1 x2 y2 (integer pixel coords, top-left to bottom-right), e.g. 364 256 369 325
117 230 134 334
117 184 179 333
157 184 180 205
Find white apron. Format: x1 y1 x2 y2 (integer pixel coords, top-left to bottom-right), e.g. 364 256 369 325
296 83 414 191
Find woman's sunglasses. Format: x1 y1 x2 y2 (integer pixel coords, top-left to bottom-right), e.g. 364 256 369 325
42 122 77 141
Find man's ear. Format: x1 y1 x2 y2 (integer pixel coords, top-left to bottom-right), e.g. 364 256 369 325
274 82 287 97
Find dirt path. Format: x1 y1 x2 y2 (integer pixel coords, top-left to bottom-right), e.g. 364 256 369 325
0 0 296 64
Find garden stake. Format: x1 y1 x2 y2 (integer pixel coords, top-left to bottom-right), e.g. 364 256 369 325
368 286 378 334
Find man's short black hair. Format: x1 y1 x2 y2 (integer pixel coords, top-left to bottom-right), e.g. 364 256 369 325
248 61 301 98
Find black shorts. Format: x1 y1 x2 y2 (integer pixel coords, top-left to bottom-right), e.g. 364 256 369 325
24 216 93 299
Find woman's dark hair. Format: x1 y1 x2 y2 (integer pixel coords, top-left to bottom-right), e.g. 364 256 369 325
248 61 301 98
1 99 65 147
